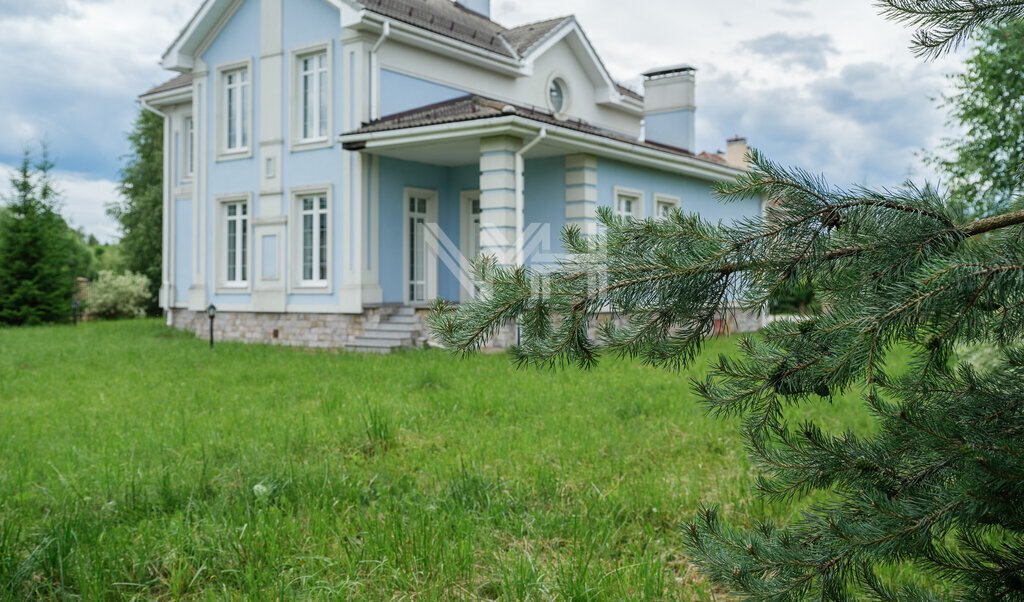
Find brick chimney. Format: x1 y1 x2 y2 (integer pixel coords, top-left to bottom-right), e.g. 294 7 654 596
726 136 749 170
642 65 696 153
456 0 490 18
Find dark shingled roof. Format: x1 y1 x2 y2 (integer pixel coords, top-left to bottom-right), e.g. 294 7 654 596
360 0 515 57
503 16 572 54
342 94 733 169
141 73 192 98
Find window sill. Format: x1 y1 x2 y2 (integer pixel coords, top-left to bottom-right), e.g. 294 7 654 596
216 283 252 295
216 149 253 162
290 282 333 295
289 138 333 153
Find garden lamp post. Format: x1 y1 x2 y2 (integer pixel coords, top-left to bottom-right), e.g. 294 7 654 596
207 304 217 349
71 299 80 326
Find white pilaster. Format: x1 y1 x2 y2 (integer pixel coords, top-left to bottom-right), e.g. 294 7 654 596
565 154 599 237
188 66 209 311
480 135 522 266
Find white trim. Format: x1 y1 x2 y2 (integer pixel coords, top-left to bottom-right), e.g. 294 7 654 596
402 187 439 306
339 116 744 183
546 72 570 117
289 40 334 152
182 114 195 181
459 189 482 303
654 193 680 219
214 58 254 161
613 186 644 220
214 193 253 293
288 184 335 295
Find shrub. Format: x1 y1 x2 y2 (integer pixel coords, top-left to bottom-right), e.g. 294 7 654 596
86 271 151 320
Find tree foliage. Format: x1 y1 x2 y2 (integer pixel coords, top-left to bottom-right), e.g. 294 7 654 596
86 271 151 320
927 20 1024 216
0 147 88 326
109 107 163 314
430 2 1024 598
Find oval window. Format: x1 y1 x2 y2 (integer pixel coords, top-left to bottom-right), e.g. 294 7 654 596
549 79 566 113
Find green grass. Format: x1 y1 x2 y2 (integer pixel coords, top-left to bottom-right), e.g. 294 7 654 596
0 319 882 600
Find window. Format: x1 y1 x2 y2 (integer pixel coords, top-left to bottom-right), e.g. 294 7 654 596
300 194 329 284
614 187 644 219
299 52 328 141
549 78 567 113
655 194 680 219
225 201 248 285
184 116 194 178
224 68 249 152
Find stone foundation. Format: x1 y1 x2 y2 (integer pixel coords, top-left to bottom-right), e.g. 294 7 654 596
167 306 763 351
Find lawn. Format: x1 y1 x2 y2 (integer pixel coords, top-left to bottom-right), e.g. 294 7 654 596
0 319 882 600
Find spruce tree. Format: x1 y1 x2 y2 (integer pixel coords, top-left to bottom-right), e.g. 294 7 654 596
0 148 80 325
109 108 163 314
430 1 1024 597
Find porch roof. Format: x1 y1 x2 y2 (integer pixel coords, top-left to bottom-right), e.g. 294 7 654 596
339 95 741 179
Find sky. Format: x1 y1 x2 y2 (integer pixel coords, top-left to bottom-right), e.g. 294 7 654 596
0 0 966 242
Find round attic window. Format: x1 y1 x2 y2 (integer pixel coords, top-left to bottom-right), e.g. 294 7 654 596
548 78 566 113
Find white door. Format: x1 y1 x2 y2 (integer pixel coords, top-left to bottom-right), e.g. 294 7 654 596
405 188 438 304
460 190 482 302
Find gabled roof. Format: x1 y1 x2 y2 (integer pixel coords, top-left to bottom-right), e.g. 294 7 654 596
161 0 642 108
342 94 732 168
141 74 192 98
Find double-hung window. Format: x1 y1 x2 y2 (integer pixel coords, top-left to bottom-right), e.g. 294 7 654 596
300 194 329 284
299 52 328 142
614 187 643 220
224 68 249 152
225 201 248 285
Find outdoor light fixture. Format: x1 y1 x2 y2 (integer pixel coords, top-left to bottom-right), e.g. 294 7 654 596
71 299 80 326
207 304 217 348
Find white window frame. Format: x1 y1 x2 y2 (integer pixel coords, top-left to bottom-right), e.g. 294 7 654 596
215 194 252 292
289 41 333 152
546 72 571 116
654 193 680 219
459 189 482 303
289 185 334 293
403 187 439 306
215 59 254 161
183 115 194 180
613 186 645 220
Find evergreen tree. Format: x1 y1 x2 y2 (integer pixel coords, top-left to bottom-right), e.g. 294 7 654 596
927 20 1024 216
430 1 1024 597
109 108 163 314
0 148 80 325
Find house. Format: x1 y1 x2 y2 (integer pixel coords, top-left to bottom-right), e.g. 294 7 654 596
141 0 762 351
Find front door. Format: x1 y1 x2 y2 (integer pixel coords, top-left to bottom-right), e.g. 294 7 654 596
404 188 438 304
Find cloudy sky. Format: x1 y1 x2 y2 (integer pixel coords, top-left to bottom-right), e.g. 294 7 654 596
0 0 965 242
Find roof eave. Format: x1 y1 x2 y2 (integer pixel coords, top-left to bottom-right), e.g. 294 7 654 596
138 86 193 106
339 116 745 182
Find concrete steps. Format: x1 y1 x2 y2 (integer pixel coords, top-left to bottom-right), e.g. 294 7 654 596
348 307 424 354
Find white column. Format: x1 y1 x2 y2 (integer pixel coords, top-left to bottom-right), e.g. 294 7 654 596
480 135 522 266
565 154 598 237
188 66 209 311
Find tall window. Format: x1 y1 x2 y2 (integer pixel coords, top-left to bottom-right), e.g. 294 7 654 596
300 52 328 141
224 68 249 151
615 189 642 219
184 116 194 178
225 202 248 284
300 195 328 283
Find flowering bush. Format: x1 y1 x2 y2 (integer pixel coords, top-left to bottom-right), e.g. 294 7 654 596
86 271 151 320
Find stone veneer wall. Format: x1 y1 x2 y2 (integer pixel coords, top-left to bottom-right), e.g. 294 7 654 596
169 307 399 349
167 307 763 351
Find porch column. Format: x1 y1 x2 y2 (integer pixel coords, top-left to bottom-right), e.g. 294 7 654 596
566 154 599 236
479 135 522 266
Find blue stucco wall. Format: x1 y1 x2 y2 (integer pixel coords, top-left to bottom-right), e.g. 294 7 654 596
596 158 759 223
645 110 695 153
522 157 567 265
380 70 467 117
202 0 261 305
174 198 192 305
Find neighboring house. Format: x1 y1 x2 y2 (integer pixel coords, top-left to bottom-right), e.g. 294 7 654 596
142 0 761 351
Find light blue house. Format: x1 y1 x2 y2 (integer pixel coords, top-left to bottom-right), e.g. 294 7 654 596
141 0 758 350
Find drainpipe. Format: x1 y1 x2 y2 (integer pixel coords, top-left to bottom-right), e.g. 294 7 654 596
140 98 174 328
515 128 547 265
370 22 391 120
